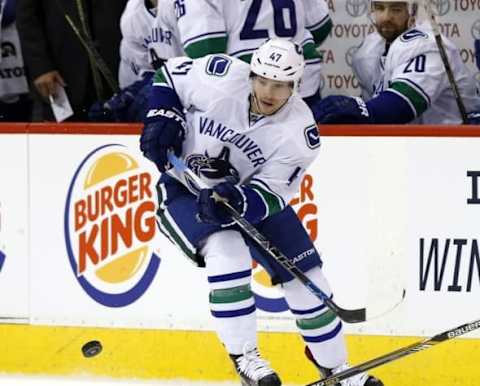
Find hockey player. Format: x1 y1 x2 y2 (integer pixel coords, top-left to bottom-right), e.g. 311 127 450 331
313 0 480 124
118 0 158 89
151 0 332 105
140 39 383 386
88 0 159 122
89 0 332 122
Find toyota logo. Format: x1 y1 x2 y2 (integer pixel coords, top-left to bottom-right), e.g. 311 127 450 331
345 45 360 67
346 0 368 17
431 0 450 17
472 20 480 40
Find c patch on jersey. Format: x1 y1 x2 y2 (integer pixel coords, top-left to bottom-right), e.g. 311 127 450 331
400 29 428 42
206 55 232 77
304 125 321 149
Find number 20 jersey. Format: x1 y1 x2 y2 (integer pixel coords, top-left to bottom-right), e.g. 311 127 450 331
352 22 480 124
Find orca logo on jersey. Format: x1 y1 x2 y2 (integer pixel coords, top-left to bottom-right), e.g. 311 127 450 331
185 147 240 192
401 29 428 42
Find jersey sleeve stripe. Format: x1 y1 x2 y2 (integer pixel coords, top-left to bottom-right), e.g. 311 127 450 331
303 41 321 61
393 77 431 104
162 65 177 93
307 14 331 31
230 48 256 58
389 80 430 116
307 16 333 45
386 89 418 117
182 31 227 48
184 37 228 59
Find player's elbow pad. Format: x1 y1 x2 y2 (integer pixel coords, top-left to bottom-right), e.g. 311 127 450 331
366 91 416 124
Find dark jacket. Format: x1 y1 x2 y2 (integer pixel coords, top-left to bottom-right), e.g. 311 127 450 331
16 0 127 120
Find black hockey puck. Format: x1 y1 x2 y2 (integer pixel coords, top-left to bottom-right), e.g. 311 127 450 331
81 340 102 358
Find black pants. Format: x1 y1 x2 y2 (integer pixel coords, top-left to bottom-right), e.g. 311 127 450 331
0 94 33 122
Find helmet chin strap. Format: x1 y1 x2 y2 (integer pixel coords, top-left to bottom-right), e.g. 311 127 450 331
250 92 261 114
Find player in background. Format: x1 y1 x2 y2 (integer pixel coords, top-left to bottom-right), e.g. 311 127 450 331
118 0 158 88
88 0 159 122
89 0 332 122
0 0 32 121
151 0 331 105
313 0 480 124
139 39 383 386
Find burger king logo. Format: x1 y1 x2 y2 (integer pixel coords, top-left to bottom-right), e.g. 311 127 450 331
64 144 160 307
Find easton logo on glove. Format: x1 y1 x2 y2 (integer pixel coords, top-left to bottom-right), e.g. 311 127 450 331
354 97 370 118
146 108 186 128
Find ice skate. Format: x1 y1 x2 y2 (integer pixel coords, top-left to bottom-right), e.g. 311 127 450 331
229 346 281 386
305 347 384 386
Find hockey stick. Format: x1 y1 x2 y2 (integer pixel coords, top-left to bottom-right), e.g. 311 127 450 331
423 0 468 123
167 153 366 323
306 318 480 386
53 0 120 94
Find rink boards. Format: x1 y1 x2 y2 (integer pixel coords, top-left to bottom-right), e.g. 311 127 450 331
0 123 479 385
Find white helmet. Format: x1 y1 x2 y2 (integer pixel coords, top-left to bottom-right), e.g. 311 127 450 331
369 0 420 21
250 38 305 89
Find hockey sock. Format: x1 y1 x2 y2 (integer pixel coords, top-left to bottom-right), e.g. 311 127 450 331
201 230 257 355
282 266 347 369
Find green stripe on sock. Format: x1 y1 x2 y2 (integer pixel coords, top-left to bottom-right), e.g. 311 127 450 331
185 37 227 59
296 310 337 330
210 284 253 304
390 81 429 116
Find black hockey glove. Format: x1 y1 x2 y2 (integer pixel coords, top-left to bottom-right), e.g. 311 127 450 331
140 108 186 172
311 95 373 124
197 182 245 226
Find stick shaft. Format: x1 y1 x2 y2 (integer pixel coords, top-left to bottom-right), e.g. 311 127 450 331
306 318 480 386
424 0 468 123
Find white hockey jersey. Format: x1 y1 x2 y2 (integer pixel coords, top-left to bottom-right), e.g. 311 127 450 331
118 0 158 88
352 23 480 124
152 55 321 209
152 0 331 98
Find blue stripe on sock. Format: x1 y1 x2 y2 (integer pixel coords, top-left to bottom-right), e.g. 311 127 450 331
302 321 342 343
211 305 256 318
290 303 328 315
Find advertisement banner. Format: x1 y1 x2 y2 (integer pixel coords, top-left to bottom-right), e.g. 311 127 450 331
0 123 472 341
0 135 29 320
321 0 480 96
